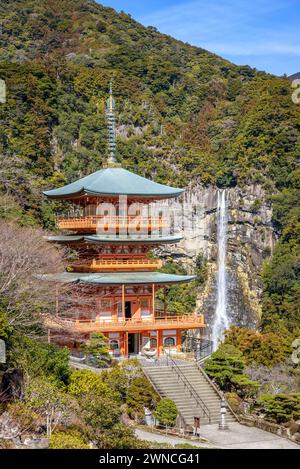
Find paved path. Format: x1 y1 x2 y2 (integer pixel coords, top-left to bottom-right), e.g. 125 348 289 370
135 428 215 449
136 423 300 449
200 423 299 449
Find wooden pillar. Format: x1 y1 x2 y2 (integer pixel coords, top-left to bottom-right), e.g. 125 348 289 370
177 330 182 351
122 284 125 320
47 329 51 344
164 287 167 315
120 332 125 357
125 331 129 358
152 284 155 316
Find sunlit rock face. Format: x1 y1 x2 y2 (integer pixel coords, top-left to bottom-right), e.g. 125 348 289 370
158 184 277 335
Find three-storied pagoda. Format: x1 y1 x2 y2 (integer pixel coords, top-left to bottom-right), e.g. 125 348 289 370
43 86 205 358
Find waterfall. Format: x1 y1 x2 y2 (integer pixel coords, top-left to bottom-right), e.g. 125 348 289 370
212 190 230 351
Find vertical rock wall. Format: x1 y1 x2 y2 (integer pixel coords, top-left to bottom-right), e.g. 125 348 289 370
158 184 276 335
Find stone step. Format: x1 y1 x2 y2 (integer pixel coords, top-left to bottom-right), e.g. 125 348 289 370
144 363 237 426
156 390 220 400
153 381 216 390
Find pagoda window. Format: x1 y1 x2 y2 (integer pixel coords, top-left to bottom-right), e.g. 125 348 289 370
109 340 119 351
150 338 157 349
164 337 176 347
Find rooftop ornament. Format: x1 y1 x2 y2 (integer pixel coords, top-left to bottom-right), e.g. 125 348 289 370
105 81 120 168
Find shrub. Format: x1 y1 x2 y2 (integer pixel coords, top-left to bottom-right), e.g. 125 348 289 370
257 393 300 423
99 423 146 449
225 392 243 414
49 430 90 449
153 399 177 427
175 443 199 449
6 402 42 433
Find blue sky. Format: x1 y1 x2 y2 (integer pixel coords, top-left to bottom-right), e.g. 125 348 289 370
100 0 300 76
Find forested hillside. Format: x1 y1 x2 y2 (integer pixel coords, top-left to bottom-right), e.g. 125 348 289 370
0 0 299 335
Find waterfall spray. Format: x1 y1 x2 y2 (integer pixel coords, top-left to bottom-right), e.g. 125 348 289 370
212 190 230 351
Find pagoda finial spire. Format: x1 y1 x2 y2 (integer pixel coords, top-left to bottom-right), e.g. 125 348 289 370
106 81 117 165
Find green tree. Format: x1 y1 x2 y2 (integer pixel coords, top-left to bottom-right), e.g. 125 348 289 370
8 338 70 386
80 332 110 367
204 344 259 396
68 369 115 399
224 326 290 366
99 423 146 449
25 378 74 437
257 393 300 424
126 375 158 421
81 395 122 430
102 359 143 401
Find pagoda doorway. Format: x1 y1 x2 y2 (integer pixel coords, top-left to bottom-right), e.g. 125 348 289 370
128 333 140 355
125 301 132 319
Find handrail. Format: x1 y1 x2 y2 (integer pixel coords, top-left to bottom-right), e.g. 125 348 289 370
70 258 161 267
46 314 205 333
57 215 165 221
193 339 213 362
57 215 168 225
195 361 239 423
167 356 211 424
57 315 204 327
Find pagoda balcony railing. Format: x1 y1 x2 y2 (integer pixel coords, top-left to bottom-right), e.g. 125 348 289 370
46 313 205 332
56 215 169 232
69 257 162 272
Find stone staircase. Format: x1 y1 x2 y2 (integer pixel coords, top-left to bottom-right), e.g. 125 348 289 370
143 361 237 426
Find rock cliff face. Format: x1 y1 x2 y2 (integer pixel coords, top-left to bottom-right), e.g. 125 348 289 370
158 184 277 335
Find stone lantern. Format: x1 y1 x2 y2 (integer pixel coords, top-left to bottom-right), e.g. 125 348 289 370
219 398 229 430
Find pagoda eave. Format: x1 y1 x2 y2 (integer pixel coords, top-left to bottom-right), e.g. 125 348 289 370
41 271 196 286
43 168 184 200
45 235 183 245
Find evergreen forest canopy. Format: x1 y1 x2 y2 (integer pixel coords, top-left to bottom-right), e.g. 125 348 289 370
0 0 299 335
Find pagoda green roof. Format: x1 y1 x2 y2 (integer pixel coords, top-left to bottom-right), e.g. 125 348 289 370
41 272 195 286
45 234 183 245
43 167 183 199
